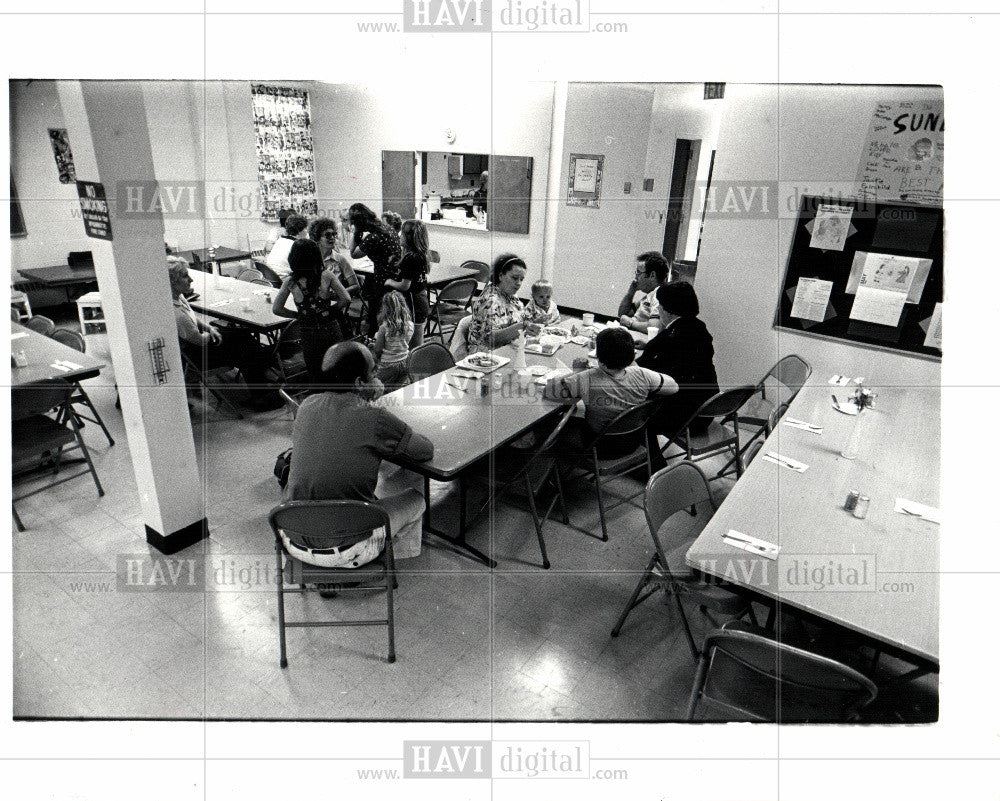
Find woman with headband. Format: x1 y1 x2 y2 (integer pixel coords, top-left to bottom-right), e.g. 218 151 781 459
467 253 529 351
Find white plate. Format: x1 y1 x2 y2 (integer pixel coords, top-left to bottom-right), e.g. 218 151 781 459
455 352 511 373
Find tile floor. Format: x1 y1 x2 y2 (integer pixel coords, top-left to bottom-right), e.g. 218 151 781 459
11 319 936 722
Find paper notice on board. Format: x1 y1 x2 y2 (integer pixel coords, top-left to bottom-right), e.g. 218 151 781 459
573 158 599 193
924 302 943 349
809 205 853 251
850 285 907 326
858 252 919 297
790 278 833 322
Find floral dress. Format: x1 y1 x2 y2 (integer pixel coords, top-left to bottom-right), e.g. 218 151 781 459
467 282 525 351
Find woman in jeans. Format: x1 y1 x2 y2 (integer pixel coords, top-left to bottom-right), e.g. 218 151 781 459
272 239 351 387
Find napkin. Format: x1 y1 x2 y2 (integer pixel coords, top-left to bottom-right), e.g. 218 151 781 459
11 332 29 340
762 452 808 472
782 417 823 434
829 374 851 386
58 360 83 370
722 529 780 560
831 396 860 415
534 367 572 386
252 288 270 295
209 299 232 308
50 362 71 372
894 498 941 524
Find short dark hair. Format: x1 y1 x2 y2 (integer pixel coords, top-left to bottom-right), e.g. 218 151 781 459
656 280 699 318
491 253 526 283
277 208 293 227
320 342 374 392
308 217 338 242
287 239 324 290
284 214 308 237
637 251 670 283
595 327 635 370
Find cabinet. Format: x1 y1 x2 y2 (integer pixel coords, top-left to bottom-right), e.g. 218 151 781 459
76 291 106 335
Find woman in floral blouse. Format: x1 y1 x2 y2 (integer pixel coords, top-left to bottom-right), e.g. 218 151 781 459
467 253 529 351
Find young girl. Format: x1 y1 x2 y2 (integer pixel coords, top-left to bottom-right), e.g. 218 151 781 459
272 239 351 387
374 291 415 390
385 219 431 349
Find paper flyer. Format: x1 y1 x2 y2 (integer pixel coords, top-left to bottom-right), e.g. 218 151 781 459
790 277 833 322
809 204 853 250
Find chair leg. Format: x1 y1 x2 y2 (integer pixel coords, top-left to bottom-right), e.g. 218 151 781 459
552 461 570 525
523 475 550 569
70 420 105 497
12 505 25 532
77 387 115 446
592 452 609 542
385 555 396 664
276 545 288 668
611 554 659 637
674 593 700 660
685 651 711 720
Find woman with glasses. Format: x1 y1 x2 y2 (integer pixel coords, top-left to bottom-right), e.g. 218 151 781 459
309 217 359 299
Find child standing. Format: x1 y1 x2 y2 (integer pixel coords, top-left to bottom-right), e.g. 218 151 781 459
385 220 431 349
523 279 561 326
374 291 415 390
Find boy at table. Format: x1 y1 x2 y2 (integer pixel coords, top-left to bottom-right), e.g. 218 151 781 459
544 326 678 455
282 342 433 568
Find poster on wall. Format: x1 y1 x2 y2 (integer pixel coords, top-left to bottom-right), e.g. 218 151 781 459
251 84 318 222
857 99 943 206
48 127 76 184
567 153 604 208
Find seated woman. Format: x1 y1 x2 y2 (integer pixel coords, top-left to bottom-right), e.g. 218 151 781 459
466 253 528 351
272 239 352 386
309 216 360 299
167 256 281 411
636 280 720 445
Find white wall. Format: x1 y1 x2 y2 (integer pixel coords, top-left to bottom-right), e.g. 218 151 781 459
551 83 655 314
10 80 96 280
307 81 555 289
695 83 944 387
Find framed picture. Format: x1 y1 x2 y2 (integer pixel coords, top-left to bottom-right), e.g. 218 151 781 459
567 153 603 208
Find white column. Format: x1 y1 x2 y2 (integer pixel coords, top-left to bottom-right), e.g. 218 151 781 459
56 80 207 554
539 80 568 283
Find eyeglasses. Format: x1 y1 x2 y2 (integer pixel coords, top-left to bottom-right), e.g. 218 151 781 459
322 231 337 240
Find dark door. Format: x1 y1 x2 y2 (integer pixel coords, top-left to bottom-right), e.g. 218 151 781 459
381 150 416 219
661 139 700 262
489 155 533 235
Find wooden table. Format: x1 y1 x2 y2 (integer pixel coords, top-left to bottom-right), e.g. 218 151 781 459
175 246 251 273
185 269 287 338
11 322 105 386
686 380 940 671
17 265 98 303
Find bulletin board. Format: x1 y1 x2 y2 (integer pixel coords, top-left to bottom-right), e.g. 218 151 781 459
773 195 942 360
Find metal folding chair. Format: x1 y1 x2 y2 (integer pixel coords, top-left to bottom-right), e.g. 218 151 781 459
50 328 115 447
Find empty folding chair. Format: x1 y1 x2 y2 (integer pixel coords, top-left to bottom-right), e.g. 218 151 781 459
25 315 56 337
50 328 115 447
610 461 760 659
426 277 477 341
237 267 265 282
407 342 455 383
686 620 878 722
12 380 104 530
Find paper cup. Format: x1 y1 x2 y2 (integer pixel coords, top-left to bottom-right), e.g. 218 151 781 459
582 313 595 326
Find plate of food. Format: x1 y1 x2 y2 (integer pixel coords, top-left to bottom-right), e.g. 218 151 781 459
525 337 562 356
456 352 511 373
541 326 572 339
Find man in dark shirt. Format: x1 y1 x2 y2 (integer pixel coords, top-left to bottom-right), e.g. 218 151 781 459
283 342 433 566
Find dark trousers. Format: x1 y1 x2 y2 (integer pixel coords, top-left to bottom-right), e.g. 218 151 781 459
299 323 344 385
182 329 273 395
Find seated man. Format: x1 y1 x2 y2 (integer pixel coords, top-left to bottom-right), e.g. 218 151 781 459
282 341 433 568
545 326 678 456
617 251 670 332
168 256 281 411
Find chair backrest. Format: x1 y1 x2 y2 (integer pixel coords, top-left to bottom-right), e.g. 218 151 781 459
251 279 273 287
520 406 578 485
11 379 73 421
408 342 455 381
51 328 86 353
237 267 265 282
765 402 788 434
448 315 473 360
428 249 441 264
269 500 392 553
459 260 491 285
762 354 812 402
644 461 716 538
435 277 478 306
694 385 758 421
693 626 878 722
275 320 303 359
11 307 21 322
590 399 659 456
26 315 56 337
247 235 268 261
